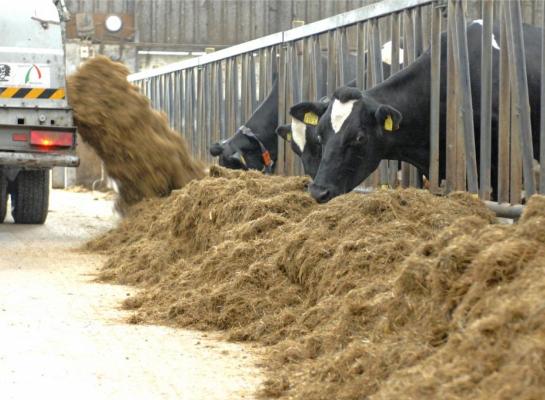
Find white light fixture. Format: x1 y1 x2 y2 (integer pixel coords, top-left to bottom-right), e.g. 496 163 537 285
105 14 123 33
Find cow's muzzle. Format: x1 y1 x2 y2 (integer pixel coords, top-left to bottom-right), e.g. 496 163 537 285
309 183 334 203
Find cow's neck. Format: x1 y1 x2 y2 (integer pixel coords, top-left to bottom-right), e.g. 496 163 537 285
367 54 432 174
245 77 279 160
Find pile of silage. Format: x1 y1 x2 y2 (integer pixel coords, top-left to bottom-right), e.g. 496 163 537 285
88 167 545 399
67 56 204 213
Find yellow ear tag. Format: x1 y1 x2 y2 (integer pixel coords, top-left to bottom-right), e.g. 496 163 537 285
286 132 292 142
304 112 319 126
384 115 393 132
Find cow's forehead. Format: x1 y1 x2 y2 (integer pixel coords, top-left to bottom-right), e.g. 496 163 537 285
291 117 307 151
330 99 358 134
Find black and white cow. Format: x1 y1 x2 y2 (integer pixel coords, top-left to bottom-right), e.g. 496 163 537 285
275 42 404 178
295 21 542 203
275 106 328 179
210 42 403 175
209 75 279 173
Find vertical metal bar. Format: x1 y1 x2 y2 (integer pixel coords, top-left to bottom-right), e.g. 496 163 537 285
287 43 297 175
505 0 536 198
250 52 257 112
510 90 523 204
388 12 401 187
541 0 545 194
241 53 248 122
503 6 522 204
429 3 442 193
302 37 311 102
204 65 212 162
196 67 203 160
187 69 195 152
313 35 324 99
390 12 401 77
258 48 266 102
498 5 511 203
453 0 479 194
327 30 336 95
234 56 241 129
480 0 493 199
356 22 365 90
339 28 349 85
402 8 416 187
414 6 423 58
291 43 301 104
371 18 388 186
371 19 384 84
225 59 232 137
277 44 287 175
210 64 219 149
218 61 225 139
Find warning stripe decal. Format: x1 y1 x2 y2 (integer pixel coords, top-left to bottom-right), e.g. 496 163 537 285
0 87 65 99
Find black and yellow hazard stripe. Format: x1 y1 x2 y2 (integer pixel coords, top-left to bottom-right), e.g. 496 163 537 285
0 87 65 99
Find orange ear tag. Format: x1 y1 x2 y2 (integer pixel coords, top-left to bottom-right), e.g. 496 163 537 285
262 150 272 166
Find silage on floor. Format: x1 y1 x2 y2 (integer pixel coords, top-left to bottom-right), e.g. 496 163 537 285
88 167 545 399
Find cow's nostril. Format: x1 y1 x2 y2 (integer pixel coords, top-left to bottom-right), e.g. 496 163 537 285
309 184 330 203
316 190 330 203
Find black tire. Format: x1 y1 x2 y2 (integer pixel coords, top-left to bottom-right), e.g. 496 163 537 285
11 169 50 224
0 175 7 223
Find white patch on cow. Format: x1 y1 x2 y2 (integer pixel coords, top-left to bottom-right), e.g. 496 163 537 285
380 41 404 65
291 117 307 151
473 19 500 50
331 99 357 134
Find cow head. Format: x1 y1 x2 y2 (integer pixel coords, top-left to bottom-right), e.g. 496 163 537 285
303 86 402 203
209 75 279 173
209 132 265 170
275 100 329 179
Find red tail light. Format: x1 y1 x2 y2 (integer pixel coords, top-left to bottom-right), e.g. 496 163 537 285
30 131 73 147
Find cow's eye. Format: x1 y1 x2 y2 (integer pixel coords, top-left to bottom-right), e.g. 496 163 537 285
353 134 367 146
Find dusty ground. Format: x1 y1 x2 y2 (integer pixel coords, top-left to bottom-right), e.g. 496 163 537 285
0 189 263 400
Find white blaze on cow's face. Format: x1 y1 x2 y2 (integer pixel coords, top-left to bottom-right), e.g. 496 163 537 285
473 19 500 49
380 41 404 65
291 117 307 152
331 99 357 134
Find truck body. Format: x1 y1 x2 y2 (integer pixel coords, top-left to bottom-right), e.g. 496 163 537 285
0 0 78 224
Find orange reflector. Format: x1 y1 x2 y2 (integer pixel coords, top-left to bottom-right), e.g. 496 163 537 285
30 131 73 147
12 133 28 142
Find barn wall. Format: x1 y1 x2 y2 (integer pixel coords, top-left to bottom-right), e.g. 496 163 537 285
64 0 384 48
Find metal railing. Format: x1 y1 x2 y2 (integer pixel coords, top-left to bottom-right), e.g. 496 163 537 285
129 0 545 206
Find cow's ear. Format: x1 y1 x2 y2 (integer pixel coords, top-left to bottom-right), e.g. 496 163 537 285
289 101 328 127
275 124 292 142
209 142 224 156
375 104 402 133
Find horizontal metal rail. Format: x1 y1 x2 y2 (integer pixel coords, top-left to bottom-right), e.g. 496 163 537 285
128 0 432 82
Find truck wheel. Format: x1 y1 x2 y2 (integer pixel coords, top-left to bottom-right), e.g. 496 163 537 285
0 175 7 223
10 170 50 224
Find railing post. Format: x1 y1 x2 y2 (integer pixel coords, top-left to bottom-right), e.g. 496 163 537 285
541 0 545 194
479 0 493 200
505 0 536 198
429 1 442 193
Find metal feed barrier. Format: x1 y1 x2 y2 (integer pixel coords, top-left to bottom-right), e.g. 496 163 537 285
129 0 545 214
